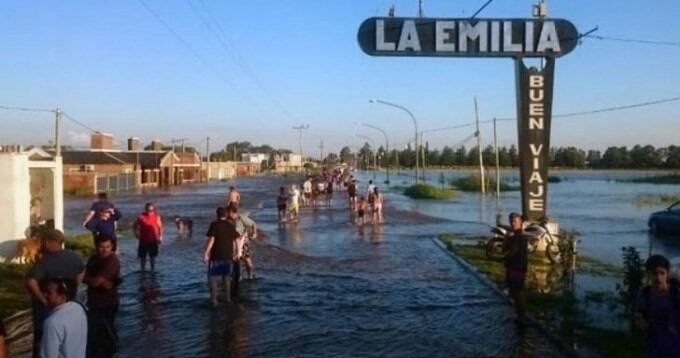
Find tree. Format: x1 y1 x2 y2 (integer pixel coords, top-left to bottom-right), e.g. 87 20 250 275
339 146 354 164
440 146 455 166
454 146 467 166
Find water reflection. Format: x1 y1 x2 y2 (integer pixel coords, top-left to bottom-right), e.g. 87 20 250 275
138 273 161 332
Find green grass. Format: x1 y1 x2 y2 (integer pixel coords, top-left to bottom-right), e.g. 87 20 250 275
0 234 95 321
628 174 680 185
64 233 96 257
634 194 680 207
403 183 457 200
450 175 519 192
438 233 644 358
0 264 30 320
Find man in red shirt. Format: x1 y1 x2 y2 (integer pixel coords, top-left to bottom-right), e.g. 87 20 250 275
133 202 163 272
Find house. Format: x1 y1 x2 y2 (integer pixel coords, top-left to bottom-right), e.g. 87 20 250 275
44 133 205 194
241 153 268 164
273 153 303 173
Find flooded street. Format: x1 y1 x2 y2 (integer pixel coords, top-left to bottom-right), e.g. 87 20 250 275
64 176 563 357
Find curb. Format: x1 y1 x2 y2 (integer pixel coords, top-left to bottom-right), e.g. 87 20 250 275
431 237 582 358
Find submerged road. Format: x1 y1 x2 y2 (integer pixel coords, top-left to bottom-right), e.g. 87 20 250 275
64 176 563 357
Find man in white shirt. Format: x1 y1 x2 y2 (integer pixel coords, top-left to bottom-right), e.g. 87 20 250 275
302 178 312 206
40 278 87 358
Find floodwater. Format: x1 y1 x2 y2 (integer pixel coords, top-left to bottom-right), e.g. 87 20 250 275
371 168 680 267
63 176 564 357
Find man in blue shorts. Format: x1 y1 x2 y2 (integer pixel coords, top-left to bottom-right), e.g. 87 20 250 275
203 207 241 307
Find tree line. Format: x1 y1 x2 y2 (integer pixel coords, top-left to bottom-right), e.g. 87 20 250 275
333 144 680 169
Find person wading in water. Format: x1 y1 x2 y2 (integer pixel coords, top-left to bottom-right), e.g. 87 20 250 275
203 207 240 307
503 212 528 324
133 203 163 272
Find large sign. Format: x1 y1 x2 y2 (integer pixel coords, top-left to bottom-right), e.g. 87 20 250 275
516 59 554 222
358 17 578 58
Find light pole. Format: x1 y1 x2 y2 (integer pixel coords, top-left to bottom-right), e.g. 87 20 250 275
369 99 419 184
361 122 390 184
292 124 309 172
356 134 377 180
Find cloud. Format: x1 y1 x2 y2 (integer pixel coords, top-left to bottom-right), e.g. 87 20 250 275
66 130 90 146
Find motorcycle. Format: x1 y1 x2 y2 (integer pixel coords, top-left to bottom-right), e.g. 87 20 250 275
485 222 568 264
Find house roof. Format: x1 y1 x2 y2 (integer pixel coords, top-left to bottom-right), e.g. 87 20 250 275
56 150 202 169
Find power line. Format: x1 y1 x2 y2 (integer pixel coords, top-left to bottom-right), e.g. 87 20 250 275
191 0 297 120
583 34 680 47
137 0 240 92
62 112 101 133
0 105 55 113
471 0 494 19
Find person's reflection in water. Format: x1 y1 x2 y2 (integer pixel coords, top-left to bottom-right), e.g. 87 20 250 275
139 273 161 332
207 298 250 357
515 323 537 357
370 222 384 245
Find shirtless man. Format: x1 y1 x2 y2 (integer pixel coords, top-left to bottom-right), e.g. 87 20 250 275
356 196 367 225
227 186 240 207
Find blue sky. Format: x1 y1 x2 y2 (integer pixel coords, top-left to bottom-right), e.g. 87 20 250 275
1 0 678 155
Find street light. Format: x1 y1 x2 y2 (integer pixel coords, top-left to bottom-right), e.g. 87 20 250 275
362 122 391 185
356 134 377 180
369 99 419 184
292 124 309 172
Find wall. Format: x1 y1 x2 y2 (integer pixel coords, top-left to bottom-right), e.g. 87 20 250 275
63 163 133 175
0 155 31 261
63 173 97 194
203 162 237 181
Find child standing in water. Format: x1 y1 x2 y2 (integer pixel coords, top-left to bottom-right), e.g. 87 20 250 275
288 185 300 222
356 197 367 225
277 187 288 222
635 254 680 357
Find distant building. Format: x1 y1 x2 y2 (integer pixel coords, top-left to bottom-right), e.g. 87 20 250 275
241 153 268 164
128 137 141 151
90 132 115 151
273 153 302 173
587 150 601 165
39 133 204 194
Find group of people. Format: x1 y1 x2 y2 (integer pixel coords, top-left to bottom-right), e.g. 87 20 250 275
202 200 257 307
274 168 385 226
10 184 260 358
500 212 680 357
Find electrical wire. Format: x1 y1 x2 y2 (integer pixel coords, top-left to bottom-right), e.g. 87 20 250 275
0 105 55 113
191 0 297 120
583 35 680 47
137 0 240 92
471 0 495 19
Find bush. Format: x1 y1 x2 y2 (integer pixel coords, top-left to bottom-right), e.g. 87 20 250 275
403 184 457 200
629 175 680 185
65 233 95 258
450 175 519 192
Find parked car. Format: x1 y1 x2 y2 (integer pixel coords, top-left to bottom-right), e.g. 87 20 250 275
648 200 680 235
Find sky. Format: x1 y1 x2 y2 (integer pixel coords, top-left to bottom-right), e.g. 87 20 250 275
0 0 679 156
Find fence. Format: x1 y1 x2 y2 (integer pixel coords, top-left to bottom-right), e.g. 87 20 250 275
96 173 135 194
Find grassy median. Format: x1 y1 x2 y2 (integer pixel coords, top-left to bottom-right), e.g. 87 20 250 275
439 233 644 358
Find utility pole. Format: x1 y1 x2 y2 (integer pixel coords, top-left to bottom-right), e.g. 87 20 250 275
292 124 309 171
54 108 62 157
418 0 424 17
319 139 324 166
493 117 500 207
420 132 426 182
474 97 486 194
206 136 211 182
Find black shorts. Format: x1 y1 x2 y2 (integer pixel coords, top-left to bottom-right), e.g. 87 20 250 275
277 204 287 211
138 242 159 258
358 210 365 218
